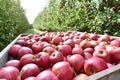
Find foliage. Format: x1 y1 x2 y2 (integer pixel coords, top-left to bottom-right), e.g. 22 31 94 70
34 0 120 36
0 0 30 51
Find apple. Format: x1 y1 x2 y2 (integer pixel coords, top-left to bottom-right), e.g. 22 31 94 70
26 39 36 47
93 49 110 62
73 73 88 80
35 52 50 68
110 39 120 47
98 34 110 42
15 39 27 46
36 70 59 80
52 61 74 80
18 47 33 59
52 36 63 45
24 77 36 80
94 45 106 50
50 51 64 64
89 40 98 48
84 47 94 54
4 60 20 69
83 52 92 60
57 44 72 56
20 63 40 80
89 32 98 40
64 39 75 48
84 57 108 75
20 54 35 68
99 41 108 46
31 42 43 54
0 66 19 80
72 46 84 56
73 38 82 45
67 54 85 72
40 34 51 43
42 46 55 55
79 32 88 40
80 39 90 49
8 44 22 59
109 47 120 63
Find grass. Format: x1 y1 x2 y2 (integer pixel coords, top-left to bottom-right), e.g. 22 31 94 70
25 28 41 34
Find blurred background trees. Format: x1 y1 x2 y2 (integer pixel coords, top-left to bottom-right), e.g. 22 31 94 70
0 0 29 51
34 0 120 35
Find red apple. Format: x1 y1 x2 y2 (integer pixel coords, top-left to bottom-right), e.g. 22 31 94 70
83 52 92 60
20 54 35 67
26 39 36 47
98 34 110 42
8 44 22 59
36 70 59 80
20 63 40 80
52 61 74 80
18 47 33 59
84 47 94 54
0 66 19 80
110 39 120 47
31 42 43 54
52 36 63 45
79 32 88 40
109 47 120 63
94 45 106 50
35 52 50 68
57 44 72 56
24 77 36 80
4 60 20 69
72 46 84 56
84 57 108 75
40 34 51 43
93 49 110 62
42 46 55 55
50 51 64 64
15 39 27 46
64 39 75 48
67 54 85 72
89 32 98 40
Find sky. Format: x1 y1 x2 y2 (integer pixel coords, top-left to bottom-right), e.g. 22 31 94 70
20 0 49 24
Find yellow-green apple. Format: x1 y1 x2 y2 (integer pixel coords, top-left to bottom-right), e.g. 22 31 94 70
73 73 88 80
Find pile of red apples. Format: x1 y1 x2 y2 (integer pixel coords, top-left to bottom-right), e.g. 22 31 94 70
0 31 120 80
